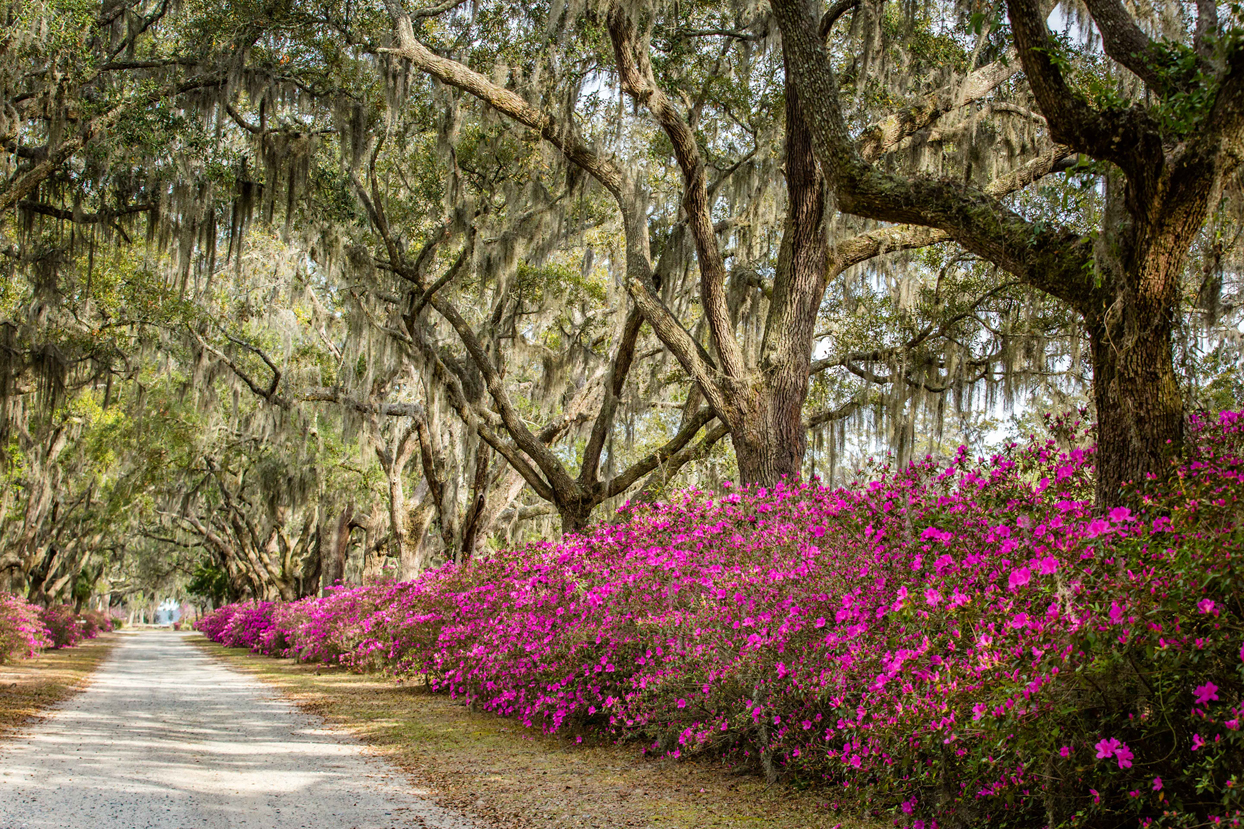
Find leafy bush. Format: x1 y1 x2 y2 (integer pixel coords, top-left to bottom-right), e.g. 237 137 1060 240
39 604 83 649
0 593 50 662
201 411 1244 827
187 560 230 606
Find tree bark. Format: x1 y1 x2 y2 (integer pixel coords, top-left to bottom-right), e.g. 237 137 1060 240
557 499 596 536
1088 316 1183 506
319 506 353 593
401 490 437 579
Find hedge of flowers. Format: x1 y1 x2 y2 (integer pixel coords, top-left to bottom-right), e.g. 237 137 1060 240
0 598 116 662
199 411 1244 828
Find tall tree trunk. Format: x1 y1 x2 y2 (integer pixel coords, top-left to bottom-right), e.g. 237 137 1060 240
1086 169 1198 507
318 506 353 593
557 500 594 536
386 462 409 568
402 493 437 579
457 444 492 561
1088 302 1184 507
731 382 809 486
730 67 827 488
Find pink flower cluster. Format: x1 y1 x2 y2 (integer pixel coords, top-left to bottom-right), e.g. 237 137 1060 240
0 593 51 662
199 411 1244 826
197 601 275 651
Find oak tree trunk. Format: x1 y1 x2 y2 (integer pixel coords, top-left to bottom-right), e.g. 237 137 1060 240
731 382 809 487
1087 303 1184 507
729 68 826 489
318 506 353 593
558 501 594 536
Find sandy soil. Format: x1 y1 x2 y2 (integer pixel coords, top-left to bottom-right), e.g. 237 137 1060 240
0 634 118 737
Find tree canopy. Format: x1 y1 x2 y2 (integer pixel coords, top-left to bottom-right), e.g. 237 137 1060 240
1 0 1240 608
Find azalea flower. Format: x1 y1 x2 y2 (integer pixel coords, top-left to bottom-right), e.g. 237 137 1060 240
1008 568 1031 591
1095 738 1120 760
1194 682 1220 706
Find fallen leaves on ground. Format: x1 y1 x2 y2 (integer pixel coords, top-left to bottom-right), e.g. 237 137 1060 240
0 633 121 737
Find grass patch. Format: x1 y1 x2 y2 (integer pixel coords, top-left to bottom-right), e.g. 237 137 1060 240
0 633 121 737
194 636 866 829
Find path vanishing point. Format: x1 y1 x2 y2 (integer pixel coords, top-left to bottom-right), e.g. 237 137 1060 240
0 631 480 829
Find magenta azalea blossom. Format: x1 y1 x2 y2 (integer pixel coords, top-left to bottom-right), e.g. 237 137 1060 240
1095 738 1121 759
1194 682 1219 705
1008 567 1031 591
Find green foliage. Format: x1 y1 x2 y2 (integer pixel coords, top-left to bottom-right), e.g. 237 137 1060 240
188 561 231 607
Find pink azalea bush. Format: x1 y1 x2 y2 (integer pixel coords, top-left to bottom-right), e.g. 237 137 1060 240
77 610 115 639
39 604 85 649
0 593 51 662
200 411 1244 827
204 600 276 650
196 602 240 641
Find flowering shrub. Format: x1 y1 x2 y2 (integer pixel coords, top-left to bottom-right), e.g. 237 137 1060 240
0 593 50 662
78 610 114 639
201 411 1244 827
209 601 276 650
196 603 240 641
39 604 84 649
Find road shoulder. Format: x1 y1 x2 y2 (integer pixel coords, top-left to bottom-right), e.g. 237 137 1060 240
0 632 123 739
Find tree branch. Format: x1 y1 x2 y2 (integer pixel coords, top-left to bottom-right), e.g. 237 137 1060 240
383 10 732 419
579 305 643 487
820 0 860 39
1002 0 1163 177
766 0 1101 311
607 4 747 384
1080 0 1180 91
859 54 1019 161
1 72 225 214
604 405 718 497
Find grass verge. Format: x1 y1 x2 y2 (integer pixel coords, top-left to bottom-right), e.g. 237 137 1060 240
195 636 862 829
0 633 121 738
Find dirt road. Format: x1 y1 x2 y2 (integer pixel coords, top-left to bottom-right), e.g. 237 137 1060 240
0 631 480 829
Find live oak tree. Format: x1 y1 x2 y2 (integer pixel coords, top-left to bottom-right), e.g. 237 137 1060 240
771 0 1244 504
379 0 1081 486
347 117 738 533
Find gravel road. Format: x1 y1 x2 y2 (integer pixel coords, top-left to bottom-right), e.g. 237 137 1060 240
0 631 482 829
